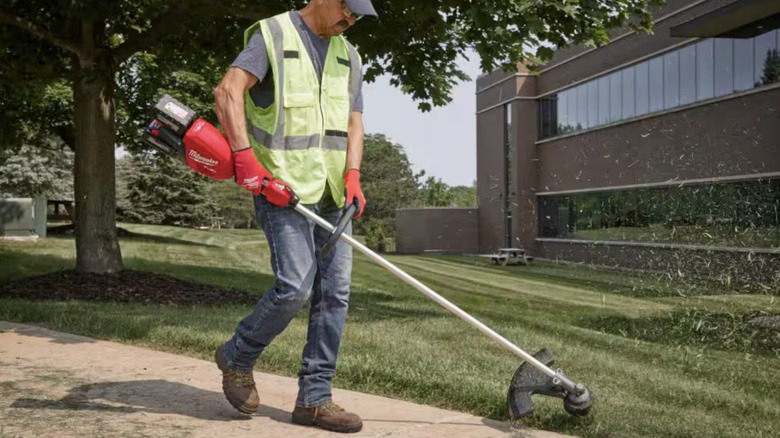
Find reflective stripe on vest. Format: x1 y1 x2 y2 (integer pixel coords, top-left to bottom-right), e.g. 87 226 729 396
242 12 362 205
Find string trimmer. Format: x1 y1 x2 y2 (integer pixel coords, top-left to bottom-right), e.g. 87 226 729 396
142 94 595 420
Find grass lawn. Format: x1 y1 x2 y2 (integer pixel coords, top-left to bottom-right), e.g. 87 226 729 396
1 223 779 438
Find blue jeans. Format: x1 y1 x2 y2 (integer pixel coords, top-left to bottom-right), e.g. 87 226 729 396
221 193 353 408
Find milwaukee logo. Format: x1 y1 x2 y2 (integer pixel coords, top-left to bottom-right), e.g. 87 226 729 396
188 149 219 166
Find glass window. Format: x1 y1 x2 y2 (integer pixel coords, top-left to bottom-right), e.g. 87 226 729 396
549 96 559 137
567 87 578 132
535 31 780 141
635 61 649 116
714 38 734 97
577 84 588 130
548 99 555 139
649 57 664 112
679 44 696 105
557 91 568 135
754 30 777 86
622 66 636 119
538 99 550 139
598 75 610 125
609 71 622 122
664 50 680 109
587 80 598 128
537 179 780 249
734 38 754 91
697 39 715 100
538 197 560 238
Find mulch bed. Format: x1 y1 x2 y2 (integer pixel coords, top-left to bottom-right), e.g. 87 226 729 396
0 270 258 306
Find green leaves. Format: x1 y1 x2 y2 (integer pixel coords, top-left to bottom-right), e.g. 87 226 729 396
0 0 664 130
0 142 74 199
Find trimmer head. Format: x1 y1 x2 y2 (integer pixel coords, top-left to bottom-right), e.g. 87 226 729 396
507 349 594 420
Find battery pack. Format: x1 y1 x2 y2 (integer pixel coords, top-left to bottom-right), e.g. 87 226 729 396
153 94 197 136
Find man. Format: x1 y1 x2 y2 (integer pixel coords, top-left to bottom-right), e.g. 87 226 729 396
212 0 377 434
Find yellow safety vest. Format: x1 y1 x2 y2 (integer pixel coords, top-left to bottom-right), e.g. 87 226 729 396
243 11 362 206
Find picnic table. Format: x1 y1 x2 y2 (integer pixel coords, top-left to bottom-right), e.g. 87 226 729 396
48 199 75 223
490 247 531 266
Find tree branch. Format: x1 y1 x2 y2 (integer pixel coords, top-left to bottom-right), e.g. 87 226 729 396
113 0 273 62
189 0 273 21
0 8 82 57
114 0 196 63
0 62 64 81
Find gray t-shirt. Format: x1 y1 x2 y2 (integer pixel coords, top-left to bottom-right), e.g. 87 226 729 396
231 11 364 112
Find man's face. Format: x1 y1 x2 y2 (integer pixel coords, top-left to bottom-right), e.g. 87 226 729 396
321 0 361 37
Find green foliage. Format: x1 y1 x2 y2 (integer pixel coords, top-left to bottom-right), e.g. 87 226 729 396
0 0 665 144
0 142 73 199
357 134 421 249
118 131 475 236
119 154 216 226
361 217 394 253
449 184 477 207
205 180 259 229
0 0 664 270
0 80 74 152
417 176 455 207
358 0 664 110
357 134 477 249
760 49 780 86
115 53 229 155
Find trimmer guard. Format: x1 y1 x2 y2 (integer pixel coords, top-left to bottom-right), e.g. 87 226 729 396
508 349 594 420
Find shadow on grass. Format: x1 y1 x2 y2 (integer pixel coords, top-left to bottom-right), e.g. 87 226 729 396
46 225 217 248
11 380 287 422
0 251 74 284
346 288 448 323
3 251 446 325
122 257 275 298
118 227 217 247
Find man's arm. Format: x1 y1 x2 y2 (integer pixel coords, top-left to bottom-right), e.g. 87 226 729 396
344 110 366 217
346 111 364 170
213 67 259 152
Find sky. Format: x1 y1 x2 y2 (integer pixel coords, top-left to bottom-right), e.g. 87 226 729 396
361 52 483 187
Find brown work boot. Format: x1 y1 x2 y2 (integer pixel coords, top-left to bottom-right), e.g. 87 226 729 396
215 345 259 414
291 401 363 433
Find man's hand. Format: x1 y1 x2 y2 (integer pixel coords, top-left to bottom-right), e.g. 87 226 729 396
233 148 271 195
344 169 366 218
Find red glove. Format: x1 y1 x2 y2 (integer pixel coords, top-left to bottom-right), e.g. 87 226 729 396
232 148 271 195
344 168 366 218
232 148 297 207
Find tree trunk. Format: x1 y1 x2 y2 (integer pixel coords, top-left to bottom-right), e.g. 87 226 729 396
72 64 123 273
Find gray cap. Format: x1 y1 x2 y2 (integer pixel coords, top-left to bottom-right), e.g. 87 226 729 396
344 0 378 18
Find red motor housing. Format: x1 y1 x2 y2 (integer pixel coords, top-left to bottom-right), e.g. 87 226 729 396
182 118 235 180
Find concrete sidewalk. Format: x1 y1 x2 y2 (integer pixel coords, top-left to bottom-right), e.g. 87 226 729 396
0 322 575 438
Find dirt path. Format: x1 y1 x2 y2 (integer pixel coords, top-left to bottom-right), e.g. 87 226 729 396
0 322 576 438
